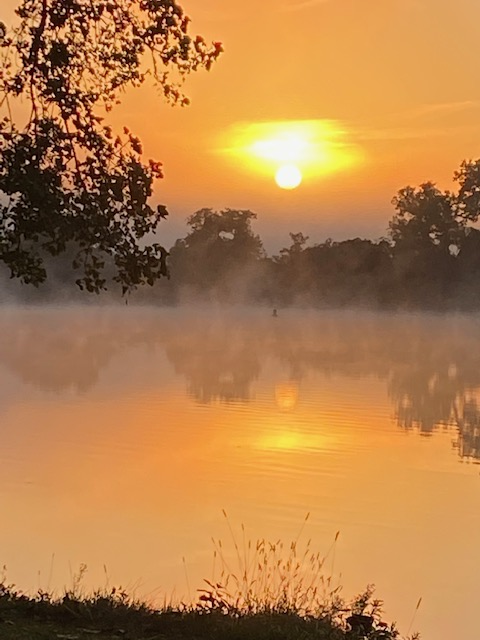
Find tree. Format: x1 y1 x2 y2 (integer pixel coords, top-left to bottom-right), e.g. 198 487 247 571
389 162 480 254
0 0 221 293
276 232 309 263
453 159 480 223
387 165 480 305
389 182 460 253
169 208 265 293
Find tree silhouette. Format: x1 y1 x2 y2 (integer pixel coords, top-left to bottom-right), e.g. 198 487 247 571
389 180 467 305
169 208 265 297
454 159 480 223
389 182 460 253
0 0 221 293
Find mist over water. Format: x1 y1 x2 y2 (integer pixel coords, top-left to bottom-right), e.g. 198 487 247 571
1 304 480 640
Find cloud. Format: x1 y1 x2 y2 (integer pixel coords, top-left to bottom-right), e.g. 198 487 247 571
282 0 330 11
219 119 364 179
394 100 480 121
353 122 480 143
351 101 480 143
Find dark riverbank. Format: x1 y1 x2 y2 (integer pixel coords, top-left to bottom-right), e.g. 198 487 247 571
0 583 411 640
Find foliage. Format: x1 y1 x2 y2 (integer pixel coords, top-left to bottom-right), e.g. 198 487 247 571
192 513 406 639
0 558 412 640
386 163 480 306
453 159 480 222
3 151 480 306
169 208 265 295
389 183 459 252
389 161 480 254
276 232 310 262
0 0 221 293
183 208 264 260
0 516 414 639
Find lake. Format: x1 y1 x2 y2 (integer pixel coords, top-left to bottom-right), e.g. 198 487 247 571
1 305 479 639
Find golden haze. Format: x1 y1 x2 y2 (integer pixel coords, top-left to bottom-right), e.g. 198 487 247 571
3 0 480 238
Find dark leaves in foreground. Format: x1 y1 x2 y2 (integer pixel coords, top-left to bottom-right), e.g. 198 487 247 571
0 1 222 293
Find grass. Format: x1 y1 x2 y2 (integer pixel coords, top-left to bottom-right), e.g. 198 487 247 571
0 585 411 640
0 517 419 639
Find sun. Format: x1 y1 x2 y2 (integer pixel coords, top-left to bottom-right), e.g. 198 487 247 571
223 119 365 187
275 164 302 190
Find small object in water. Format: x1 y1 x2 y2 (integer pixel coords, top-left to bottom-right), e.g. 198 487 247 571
272 308 278 317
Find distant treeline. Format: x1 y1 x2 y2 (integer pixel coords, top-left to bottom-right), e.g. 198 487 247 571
4 159 480 309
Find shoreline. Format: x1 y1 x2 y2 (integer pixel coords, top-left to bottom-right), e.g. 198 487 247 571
0 582 412 640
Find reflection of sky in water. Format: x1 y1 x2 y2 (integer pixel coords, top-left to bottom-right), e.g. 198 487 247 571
1 307 480 640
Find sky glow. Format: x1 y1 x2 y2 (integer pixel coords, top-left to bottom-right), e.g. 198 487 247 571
3 0 480 246
222 119 364 189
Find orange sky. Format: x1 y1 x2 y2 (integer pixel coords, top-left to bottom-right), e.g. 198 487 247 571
4 0 480 248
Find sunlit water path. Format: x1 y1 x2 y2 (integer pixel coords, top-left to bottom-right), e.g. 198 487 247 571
1 306 480 640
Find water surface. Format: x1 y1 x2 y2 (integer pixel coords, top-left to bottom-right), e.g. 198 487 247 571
1 306 479 639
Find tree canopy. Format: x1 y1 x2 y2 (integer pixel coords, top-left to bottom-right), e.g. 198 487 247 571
169 208 265 294
389 160 480 253
389 182 458 253
0 0 221 293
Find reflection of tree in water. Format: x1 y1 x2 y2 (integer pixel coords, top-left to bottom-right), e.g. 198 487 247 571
0 308 262 402
0 309 160 393
2 307 480 462
452 396 480 462
275 382 299 411
389 364 460 434
164 328 261 404
386 330 480 462
266 313 480 463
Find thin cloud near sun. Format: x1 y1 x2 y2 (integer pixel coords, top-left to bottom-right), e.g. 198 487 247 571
219 119 365 189
352 101 480 143
281 0 331 11
398 100 480 122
